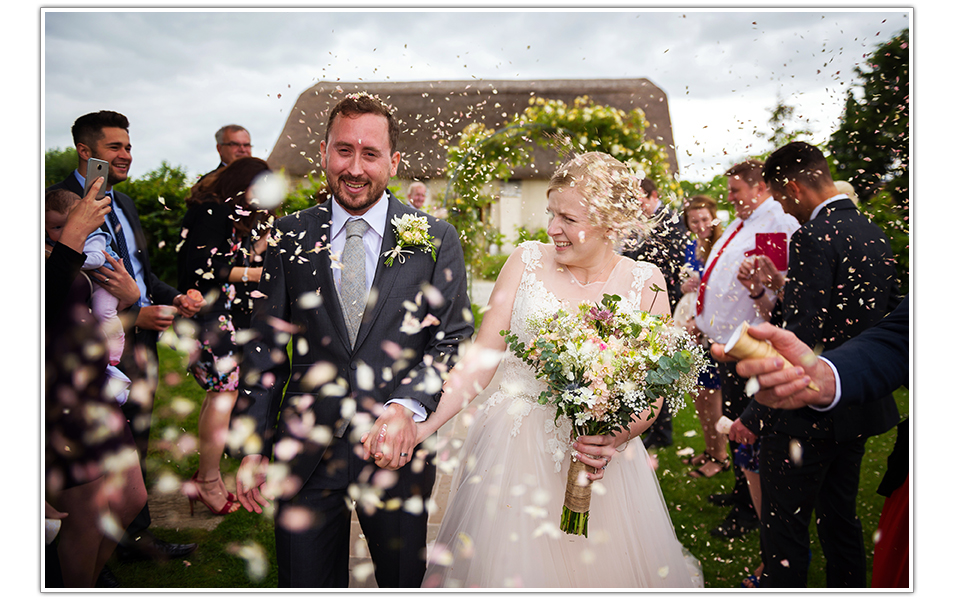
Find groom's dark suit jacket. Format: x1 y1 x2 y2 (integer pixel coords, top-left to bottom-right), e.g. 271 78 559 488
237 193 473 494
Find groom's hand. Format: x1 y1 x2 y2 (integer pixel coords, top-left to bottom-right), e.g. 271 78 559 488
362 403 417 470
236 454 271 513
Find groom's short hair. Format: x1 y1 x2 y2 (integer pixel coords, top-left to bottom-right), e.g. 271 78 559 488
325 92 400 153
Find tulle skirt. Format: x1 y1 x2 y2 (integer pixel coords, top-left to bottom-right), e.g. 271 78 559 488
423 390 703 588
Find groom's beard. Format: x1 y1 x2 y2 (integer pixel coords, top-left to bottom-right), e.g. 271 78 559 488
328 175 388 215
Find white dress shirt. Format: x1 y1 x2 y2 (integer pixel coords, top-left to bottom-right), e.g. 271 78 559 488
696 198 800 344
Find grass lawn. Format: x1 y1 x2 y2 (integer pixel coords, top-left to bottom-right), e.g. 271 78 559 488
109 342 908 588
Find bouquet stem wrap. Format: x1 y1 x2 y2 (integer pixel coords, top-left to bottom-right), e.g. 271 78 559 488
502 293 706 538
562 458 597 536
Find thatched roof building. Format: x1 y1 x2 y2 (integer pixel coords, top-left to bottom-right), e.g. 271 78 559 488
267 78 677 181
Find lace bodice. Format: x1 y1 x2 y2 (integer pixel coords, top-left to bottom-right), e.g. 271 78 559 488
484 241 657 472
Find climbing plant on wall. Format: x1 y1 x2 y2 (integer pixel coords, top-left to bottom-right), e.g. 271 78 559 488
440 95 677 266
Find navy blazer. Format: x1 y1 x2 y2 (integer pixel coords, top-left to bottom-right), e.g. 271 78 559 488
824 295 909 406
740 198 902 441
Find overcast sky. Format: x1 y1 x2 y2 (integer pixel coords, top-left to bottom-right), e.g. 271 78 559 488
42 8 909 183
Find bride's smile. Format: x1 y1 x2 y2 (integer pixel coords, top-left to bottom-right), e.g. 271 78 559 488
547 187 615 283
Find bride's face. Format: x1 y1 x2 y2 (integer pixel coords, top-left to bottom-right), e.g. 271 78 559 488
546 187 610 264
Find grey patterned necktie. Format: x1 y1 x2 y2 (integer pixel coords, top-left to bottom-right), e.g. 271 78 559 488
339 218 370 348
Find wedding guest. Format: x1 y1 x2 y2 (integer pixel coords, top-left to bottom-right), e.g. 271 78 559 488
694 160 799 539
712 296 910 588
233 93 473 587
214 124 253 170
834 180 860 206
678 196 729 478
177 157 274 516
407 181 428 210
47 110 204 566
736 141 901 587
45 176 147 587
624 177 690 449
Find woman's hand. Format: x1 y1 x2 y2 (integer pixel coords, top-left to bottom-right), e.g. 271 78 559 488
572 434 622 481
680 272 700 294
58 177 111 253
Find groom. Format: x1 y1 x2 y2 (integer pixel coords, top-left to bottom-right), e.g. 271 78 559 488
234 93 472 587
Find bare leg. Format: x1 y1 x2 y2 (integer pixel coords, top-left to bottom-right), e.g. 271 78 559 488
95 447 148 578
691 387 729 476
54 477 108 587
194 390 239 511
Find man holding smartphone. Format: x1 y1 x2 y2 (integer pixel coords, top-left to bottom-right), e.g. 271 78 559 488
47 110 204 577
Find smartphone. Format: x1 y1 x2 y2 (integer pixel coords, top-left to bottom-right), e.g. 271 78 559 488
745 232 788 271
84 158 110 199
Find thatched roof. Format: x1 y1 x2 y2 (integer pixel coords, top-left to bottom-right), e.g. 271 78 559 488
267 79 677 181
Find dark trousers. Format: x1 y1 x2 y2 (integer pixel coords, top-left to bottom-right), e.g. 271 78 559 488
759 433 867 588
275 461 435 588
120 330 160 537
716 360 754 512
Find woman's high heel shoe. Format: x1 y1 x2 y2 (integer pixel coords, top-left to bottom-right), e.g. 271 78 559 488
183 472 239 516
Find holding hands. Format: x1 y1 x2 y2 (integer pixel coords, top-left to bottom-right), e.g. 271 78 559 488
360 403 420 470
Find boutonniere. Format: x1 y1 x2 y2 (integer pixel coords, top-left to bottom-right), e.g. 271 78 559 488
383 214 436 266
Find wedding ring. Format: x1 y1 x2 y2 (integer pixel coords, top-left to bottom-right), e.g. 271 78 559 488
603 456 609 466
104 277 110 283
400 453 409 457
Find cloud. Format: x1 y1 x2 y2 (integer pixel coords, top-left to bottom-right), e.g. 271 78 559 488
43 9 909 182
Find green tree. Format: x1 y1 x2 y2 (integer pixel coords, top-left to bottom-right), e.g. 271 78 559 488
828 27 909 291
113 162 193 286
759 95 813 149
829 28 909 202
44 147 79 187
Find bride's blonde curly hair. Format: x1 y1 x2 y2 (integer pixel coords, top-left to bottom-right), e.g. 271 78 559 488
546 152 651 242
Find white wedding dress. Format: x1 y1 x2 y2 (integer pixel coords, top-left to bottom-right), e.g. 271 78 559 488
423 242 704 588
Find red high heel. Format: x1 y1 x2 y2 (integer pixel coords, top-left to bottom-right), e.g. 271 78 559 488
183 472 239 516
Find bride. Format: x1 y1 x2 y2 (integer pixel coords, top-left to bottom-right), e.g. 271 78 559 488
365 152 703 588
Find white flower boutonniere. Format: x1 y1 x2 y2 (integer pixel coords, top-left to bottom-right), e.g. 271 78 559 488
383 214 436 266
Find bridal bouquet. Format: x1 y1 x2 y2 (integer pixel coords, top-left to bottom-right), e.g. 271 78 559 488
502 293 704 536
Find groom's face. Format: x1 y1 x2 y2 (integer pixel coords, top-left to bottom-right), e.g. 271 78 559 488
320 112 400 216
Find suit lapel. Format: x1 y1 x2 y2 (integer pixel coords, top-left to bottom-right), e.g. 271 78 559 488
305 201 351 347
